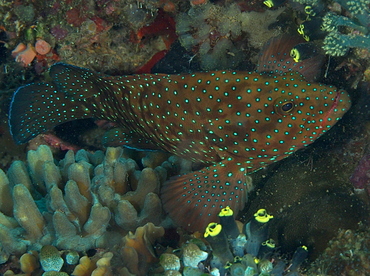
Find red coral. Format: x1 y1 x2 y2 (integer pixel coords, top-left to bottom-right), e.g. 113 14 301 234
131 9 177 49
132 9 177 73
135 50 168 74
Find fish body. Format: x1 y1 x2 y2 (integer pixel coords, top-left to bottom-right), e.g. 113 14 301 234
9 38 351 232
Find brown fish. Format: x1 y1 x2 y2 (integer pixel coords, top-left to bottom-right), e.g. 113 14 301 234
9 36 351 232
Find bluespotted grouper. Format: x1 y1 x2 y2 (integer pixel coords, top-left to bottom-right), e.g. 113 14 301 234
8 36 351 232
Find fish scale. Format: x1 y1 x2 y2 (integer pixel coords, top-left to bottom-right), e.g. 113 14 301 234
9 38 351 232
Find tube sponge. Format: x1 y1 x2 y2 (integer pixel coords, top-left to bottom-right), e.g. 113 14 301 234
218 206 240 239
204 222 234 270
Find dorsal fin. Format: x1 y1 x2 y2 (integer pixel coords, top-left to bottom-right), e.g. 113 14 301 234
256 35 324 82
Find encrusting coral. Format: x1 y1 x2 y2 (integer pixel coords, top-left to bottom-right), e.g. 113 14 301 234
0 145 185 275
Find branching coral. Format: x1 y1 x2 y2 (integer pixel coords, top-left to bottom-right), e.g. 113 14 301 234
0 145 187 274
322 31 370 57
293 0 370 56
321 2 370 56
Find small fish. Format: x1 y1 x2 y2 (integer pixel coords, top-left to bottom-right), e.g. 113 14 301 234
8 36 351 232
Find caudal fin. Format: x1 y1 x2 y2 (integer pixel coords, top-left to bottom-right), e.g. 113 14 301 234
161 161 251 232
49 63 110 99
8 63 113 144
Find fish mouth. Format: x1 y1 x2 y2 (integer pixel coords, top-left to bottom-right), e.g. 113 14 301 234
319 89 347 131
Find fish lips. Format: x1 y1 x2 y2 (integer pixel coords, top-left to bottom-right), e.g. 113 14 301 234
318 89 351 134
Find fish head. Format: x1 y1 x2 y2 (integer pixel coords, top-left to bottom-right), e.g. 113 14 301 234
267 72 351 143
207 71 351 168
251 72 351 154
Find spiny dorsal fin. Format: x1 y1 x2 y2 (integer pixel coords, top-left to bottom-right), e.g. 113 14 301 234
256 35 324 82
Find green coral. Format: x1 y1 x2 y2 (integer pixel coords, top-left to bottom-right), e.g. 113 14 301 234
323 31 370 56
321 12 368 34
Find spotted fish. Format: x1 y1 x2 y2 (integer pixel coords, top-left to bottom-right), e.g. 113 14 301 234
9 36 351 232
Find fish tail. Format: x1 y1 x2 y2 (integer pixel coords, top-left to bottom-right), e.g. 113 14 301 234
9 63 111 144
49 63 109 99
161 161 251 232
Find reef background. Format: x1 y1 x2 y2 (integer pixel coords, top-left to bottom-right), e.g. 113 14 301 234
0 0 369 275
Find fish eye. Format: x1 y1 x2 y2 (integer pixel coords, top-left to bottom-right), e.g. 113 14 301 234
274 97 295 115
282 102 293 112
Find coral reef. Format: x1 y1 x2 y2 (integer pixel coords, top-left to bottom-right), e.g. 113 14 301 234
0 0 181 75
321 4 370 57
0 1 369 275
286 0 370 57
176 1 284 70
350 149 370 198
0 145 183 275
